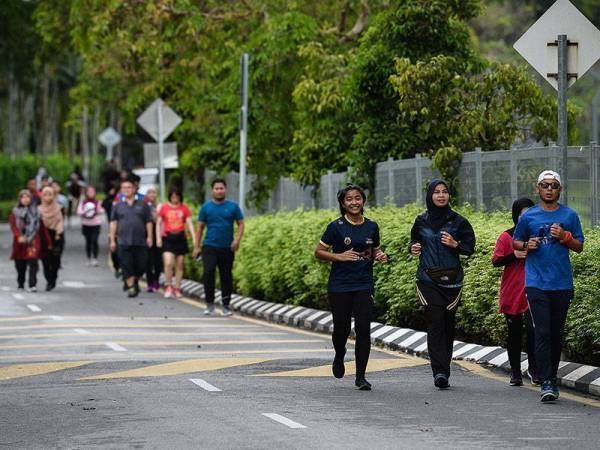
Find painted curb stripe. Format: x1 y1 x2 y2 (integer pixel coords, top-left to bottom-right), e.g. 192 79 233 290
452 343 478 358
371 325 395 339
397 332 427 348
488 352 509 367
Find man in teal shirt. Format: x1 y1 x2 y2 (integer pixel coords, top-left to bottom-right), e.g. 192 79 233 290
194 178 244 316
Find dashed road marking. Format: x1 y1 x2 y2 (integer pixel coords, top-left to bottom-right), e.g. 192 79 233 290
0 331 284 339
262 413 306 429
0 323 261 331
12 293 25 300
26 305 41 312
62 281 86 288
73 328 90 334
49 315 63 321
104 342 127 352
189 378 222 392
0 361 92 381
1 286 10 292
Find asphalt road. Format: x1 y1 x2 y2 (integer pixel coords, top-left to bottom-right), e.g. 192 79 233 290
1 221 600 450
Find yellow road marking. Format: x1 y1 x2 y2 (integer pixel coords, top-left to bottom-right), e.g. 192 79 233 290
0 361 92 381
80 358 271 380
0 339 323 350
0 348 332 361
0 331 286 340
455 360 600 408
256 358 426 377
0 323 260 331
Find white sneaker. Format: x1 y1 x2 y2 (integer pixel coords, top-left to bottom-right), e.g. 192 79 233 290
27 286 37 293
85 259 92 267
91 258 99 267
221 306 233 317
204 304 216 316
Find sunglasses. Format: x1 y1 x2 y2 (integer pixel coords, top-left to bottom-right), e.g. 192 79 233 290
539 182 560 190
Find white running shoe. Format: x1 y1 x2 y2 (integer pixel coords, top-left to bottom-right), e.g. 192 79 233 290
204 304 216 316
91 258 99 267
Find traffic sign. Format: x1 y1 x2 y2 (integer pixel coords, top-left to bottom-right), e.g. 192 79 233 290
514 0 600 90
143 143 179 169
98 127 121 147
136 98 182 142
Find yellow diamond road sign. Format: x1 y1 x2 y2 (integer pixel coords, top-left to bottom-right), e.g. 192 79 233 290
514 0 600 90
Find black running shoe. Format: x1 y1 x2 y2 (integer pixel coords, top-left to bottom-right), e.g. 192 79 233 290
434 373 449 389
510 371 523 386
127 287 138 298
332 356 345 379
355 378 372 391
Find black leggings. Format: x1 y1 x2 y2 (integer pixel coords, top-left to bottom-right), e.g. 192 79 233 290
82 225 100 259
202 246 234 306
505 311 536 377
329 291 373 379
15 259 38 289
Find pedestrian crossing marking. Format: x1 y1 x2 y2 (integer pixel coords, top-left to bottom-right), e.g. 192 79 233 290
0 331 286 340
255 358 426 377
80 358 271 380
0 323 261 331
0 361 92 381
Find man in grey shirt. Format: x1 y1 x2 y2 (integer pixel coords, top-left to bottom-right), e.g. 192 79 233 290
109 178 153 298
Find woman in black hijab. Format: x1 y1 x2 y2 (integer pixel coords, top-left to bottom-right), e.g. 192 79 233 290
409 180 476 388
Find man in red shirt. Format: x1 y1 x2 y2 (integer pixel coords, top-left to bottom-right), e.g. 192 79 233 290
492 198 538 386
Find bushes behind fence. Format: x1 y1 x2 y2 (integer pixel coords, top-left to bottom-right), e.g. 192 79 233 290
183 204 600 366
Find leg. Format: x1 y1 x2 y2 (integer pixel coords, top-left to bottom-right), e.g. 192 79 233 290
91 226 100 259
425 305 448 377
329 292 353 360
352 292 374 379
134 246 148 281
202 248 218 305
443 306 457 378
15 260 26 288
505 313 524 376
217 249 234 307
42 256 52 286
524 310 538 379
118 246 135 289
82 226 92 260
175 255 185 289
548 292 572 380
28 260 38 288
526 288 552 382
162 252 175 287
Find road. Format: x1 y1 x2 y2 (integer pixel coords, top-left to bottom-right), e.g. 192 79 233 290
1 221 600 449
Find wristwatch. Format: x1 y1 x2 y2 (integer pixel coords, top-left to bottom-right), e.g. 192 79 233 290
522 241 528 250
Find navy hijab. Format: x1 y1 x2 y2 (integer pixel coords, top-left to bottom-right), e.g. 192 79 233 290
425 180 451 231
507 197 535 236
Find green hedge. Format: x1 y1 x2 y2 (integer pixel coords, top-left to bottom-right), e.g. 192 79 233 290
184 205 600 366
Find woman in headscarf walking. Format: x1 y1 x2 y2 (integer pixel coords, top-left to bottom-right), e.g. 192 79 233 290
409 180 476 389
9 190 50 292
39 186 64 291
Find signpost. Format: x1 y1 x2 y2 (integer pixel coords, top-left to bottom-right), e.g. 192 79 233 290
98 127 121 161
144 142 178 169
137 98 182 202
239 53 249 211
514 0 600 205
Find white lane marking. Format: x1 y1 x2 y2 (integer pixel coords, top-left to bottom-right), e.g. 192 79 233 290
262 413 306 429
189 378 222 392
1 286 11 292
26 304 42 312
73 328 90 334
49 315 63 321
63 281 86 288
12 293 25 300
104 342 127 352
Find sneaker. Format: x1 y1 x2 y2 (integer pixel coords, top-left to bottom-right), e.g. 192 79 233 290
204 304 216 316
221 306 233 317
146 286 156 293
127 286 138 298
552 379 560 399
45 283 55 292
527 369 541 386
27 286 37 293
114 270 122 280
332 355 345 379
174 288 183 299
85 259 92 267
434 373 449 389
91 258 99 267
164 286 174 298
122 281 128 292
18 285 24 290
152 281 161 290
355 378 372 391
510 370 523 386
540 381 556 402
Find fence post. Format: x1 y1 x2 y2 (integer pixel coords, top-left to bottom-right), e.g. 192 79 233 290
475 147 483 210
387 157 394 204
415 153 423 204
591 141 598 226
509 146 518 200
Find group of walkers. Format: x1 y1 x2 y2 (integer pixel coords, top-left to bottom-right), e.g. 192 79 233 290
316 170 583 403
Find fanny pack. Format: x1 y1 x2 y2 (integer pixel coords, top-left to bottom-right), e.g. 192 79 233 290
425 266 459 285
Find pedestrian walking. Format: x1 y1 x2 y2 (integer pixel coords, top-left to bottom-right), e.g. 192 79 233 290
513 170 584 402
77 185 104 267
26 178 41 207
9 190 50 292
315 184 389 391
109 178 153 298
66 171 84 222
193 178 244 317
409 180 476 389
157 187 195 298
102 186 121 278
144 187 163 293
492 198 538 386
51 181 68 216
38 186 64 291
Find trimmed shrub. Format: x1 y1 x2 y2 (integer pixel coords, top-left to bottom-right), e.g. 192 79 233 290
184 204 600 366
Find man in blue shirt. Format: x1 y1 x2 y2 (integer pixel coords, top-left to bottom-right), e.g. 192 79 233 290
193 178 244 316
513 170 584 402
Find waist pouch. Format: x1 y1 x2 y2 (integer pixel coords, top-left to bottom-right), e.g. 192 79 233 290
425 266 459 285
165 231 186 242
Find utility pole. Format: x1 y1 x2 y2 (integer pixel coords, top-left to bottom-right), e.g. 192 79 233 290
239 53 249 212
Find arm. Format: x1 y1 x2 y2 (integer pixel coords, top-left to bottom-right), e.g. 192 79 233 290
193 221 206 257
146 222 153 247
109 220 117 252
408 218 422 256
156 215 163 247
492 232 518 267
314 242 359 263
186 217 197 249
76 200 84 216
231 220 244 252
550 223 584 253
442 218 475 256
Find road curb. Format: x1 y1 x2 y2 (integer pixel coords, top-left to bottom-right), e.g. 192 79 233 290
174 278 600 398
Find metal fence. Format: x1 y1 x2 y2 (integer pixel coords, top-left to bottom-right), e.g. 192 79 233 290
203 143 600 227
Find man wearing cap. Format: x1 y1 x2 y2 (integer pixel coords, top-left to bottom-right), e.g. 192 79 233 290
513 170 584 402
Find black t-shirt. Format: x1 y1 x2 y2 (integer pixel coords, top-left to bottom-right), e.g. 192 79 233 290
110 199 152 246
320 216 380 293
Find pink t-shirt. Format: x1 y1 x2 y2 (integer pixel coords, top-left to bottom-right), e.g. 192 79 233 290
77 199 103 227
492 231 528 315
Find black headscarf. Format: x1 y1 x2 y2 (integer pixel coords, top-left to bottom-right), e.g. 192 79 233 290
508 197 535 235
425 180 451 231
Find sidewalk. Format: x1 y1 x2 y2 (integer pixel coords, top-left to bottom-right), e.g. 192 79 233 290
170 277 600 398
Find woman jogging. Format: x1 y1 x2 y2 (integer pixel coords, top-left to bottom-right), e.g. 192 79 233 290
77 185 104 267
157 187 196 298
492 198 538 386
409 180 475 389
315 184 389 391
9 190 50 292
38 187 64 291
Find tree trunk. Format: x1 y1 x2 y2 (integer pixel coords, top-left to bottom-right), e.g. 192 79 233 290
81 106 90 181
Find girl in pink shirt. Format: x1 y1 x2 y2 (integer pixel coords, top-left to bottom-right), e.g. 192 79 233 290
492 198 538 386
77 185 104 266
